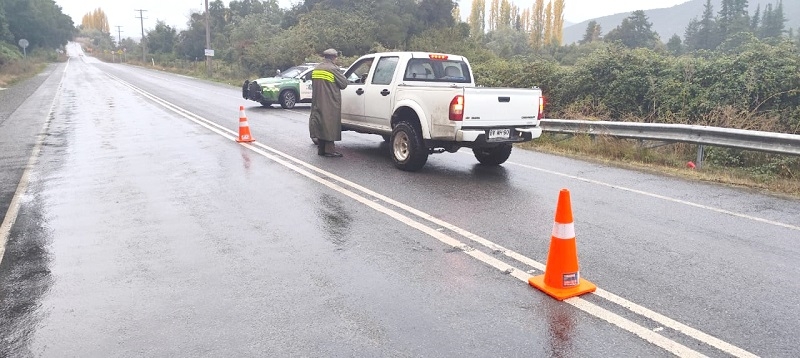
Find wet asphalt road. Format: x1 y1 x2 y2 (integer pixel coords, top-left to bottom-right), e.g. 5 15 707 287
0 43 798 357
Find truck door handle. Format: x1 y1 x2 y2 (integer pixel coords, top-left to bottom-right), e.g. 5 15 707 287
498 97 510 102
356 88 364 95
380 89 391 96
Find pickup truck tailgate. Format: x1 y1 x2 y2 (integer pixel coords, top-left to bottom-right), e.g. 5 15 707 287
461 87 541 127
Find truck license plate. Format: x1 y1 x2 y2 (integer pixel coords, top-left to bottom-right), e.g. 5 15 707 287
488 129 510 139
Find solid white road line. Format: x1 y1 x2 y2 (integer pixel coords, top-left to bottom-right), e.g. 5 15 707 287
506 160 799 232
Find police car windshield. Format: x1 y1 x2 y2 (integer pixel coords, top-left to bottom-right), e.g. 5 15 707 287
279 66 308 78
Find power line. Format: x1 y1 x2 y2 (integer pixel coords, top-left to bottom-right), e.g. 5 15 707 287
135 9 147 63
115 26 123 46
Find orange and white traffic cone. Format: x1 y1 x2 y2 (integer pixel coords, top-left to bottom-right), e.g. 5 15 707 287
529 189 596 300
236 105 255 143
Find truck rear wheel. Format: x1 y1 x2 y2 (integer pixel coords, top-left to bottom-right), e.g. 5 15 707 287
391 122 428 171
473 144 512 166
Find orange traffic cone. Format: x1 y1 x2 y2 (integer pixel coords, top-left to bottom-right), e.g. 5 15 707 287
236 106 255 143
529 189 596 300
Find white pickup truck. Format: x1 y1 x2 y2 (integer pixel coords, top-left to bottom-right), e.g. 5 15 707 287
339 51 544 171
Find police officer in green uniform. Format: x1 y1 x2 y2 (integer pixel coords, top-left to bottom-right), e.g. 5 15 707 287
309 48 348 157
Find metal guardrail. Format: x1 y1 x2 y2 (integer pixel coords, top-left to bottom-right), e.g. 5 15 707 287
539 119 800 167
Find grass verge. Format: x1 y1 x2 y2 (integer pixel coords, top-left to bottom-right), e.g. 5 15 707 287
520 133 800 200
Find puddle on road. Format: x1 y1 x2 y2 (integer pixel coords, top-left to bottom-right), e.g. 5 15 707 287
0 197 55 357
315 193 352 249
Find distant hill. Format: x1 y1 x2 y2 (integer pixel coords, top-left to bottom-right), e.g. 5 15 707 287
563 0 800 45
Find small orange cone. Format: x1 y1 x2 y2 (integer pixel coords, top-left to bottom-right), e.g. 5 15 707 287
529 189 596 300
236 105 255 143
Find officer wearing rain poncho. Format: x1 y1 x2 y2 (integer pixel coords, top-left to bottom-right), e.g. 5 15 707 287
309 48 348 157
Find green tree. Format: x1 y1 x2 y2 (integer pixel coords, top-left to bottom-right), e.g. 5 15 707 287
0 0 13 43
697 0 718 49
146 21 177 54
684 0 719 51
118 37 139 56
750 4 760 31
666 34 683 55
80 28 114 51
363 0 418 49
580 20 602 45
175 13 207 60
717 0 750 42
416 0 456 31
294 6 378 56
4 0 75 49
408 23 487 58
759 2 787 39
228 6 285 74
484 27 531 58
604 10 661 49
229 0 268 21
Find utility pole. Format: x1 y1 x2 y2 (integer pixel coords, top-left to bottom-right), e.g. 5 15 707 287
205 0 212 77
115 26 123 46
135 9 147 63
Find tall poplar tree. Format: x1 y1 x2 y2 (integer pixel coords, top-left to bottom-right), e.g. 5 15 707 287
499 0 512 29
468 0 486 37
552 0 565 45
543 1 553 47
520 8 530 31
529 0 544 49
489 0 499 31
81 8 109 33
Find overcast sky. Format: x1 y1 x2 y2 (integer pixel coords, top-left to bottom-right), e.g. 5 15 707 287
54 0 691 41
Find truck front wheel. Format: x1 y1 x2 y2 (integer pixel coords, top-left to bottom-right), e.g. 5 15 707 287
473 144 513 166
391 122 428 171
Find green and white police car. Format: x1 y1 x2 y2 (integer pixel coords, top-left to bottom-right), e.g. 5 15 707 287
242 63 318 109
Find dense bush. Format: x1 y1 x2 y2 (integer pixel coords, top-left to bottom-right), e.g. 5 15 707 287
565 45 668 120
468 40 799 135
0 42 21 67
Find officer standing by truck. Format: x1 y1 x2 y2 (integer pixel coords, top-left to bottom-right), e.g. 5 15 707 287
309 48 348 157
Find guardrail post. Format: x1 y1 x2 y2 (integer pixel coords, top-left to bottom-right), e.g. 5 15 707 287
696 145 705 169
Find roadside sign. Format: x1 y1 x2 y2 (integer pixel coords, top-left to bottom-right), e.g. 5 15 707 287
18 39 28 58
204 49 214 57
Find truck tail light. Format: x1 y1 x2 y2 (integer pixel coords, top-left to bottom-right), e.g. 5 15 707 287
449 95 464 121
538 96 545 119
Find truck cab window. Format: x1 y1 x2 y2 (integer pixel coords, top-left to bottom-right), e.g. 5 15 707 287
345 58 374 84
405 61 434 80
404 58 471 83
371 57 399 85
